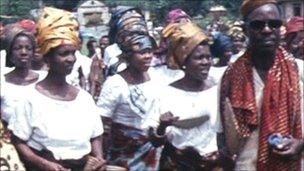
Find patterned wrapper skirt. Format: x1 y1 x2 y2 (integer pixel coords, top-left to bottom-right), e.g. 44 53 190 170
107 122 163 171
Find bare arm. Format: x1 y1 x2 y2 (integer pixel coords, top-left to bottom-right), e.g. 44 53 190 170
90 136 104 159
90 136 106 171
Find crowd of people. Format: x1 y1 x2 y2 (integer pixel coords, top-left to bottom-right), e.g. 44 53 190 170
0 0 303 170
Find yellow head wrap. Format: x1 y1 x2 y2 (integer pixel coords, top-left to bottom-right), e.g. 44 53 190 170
241 0 277 18
162 22 208 69
37 7 80 55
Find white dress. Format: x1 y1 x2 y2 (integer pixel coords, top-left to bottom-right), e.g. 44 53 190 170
96 74 161 130
1 70 47 123
8 88 103 160
160 85 220 156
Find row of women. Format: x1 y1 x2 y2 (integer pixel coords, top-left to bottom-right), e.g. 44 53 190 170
1 2 304 171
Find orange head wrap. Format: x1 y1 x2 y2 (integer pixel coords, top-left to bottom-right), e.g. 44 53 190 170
162 22 209 69
241 0 277 18
37 7 80 55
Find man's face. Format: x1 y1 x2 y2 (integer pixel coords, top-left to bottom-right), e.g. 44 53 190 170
99 37 110 50
245 4 281 53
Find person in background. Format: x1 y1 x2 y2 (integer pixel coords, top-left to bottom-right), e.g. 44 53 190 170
99 35 110 52
218 0 304 170
67 34 92 90
18 19 49 73
159 21 222 170
285 16 304 60
86 38 98 58
87 35 109 100
149 9 191 86
209 32 233 83
96 10 172 170
1 24 44 125
8 7 106 171
227 20 246 63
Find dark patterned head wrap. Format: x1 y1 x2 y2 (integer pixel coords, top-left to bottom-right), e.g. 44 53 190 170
108 6 144 44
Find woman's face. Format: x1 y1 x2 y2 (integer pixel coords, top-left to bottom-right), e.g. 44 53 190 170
11 35 34 68
128 48 153 72
184 44 212 81
47 44 76 75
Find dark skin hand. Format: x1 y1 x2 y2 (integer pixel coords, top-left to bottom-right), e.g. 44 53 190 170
90 136 107 171
157 112 179 136
272 137 304 160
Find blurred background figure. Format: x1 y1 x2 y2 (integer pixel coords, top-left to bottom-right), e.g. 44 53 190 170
86 38 98 58
227 20 246 63
285 16 304 60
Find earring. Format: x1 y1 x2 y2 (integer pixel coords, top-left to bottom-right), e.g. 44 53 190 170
182 65 186 69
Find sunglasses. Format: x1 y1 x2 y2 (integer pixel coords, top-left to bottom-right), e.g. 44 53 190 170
248 19 283 31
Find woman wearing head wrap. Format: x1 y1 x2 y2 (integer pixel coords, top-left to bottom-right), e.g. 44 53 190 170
8 7 105 171
150 9 191 85
96 22 173 170
158 22 222 170
1 23 45 124
208 33 233 83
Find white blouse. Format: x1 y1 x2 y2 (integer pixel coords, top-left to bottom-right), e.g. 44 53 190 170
8 88 103 160
160 85 220 156
1 70 47 122
96 74 161 131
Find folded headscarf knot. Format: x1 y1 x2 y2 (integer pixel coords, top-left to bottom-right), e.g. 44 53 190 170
37 7 80 55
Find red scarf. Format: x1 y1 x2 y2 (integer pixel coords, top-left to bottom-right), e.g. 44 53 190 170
220 47 302 171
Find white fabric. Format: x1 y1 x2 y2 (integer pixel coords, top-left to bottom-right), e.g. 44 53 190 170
229 50 245 63
103 43 126 73
1 70 47 123
8 88 103 160
209 66 228 84
160 85 219 155
96 74 161 131
1 49 6 68
66 50 92 88
149 65 184 86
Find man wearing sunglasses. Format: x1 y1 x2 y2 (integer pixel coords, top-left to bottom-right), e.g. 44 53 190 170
218 0 304 171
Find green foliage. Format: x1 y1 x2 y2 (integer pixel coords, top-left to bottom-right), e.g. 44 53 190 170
103 0 242 26
0 0 243 26
0 0 39 23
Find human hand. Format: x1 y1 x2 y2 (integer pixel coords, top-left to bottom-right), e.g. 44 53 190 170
84 156 107 171
159 111 179 128
272 137 304 160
